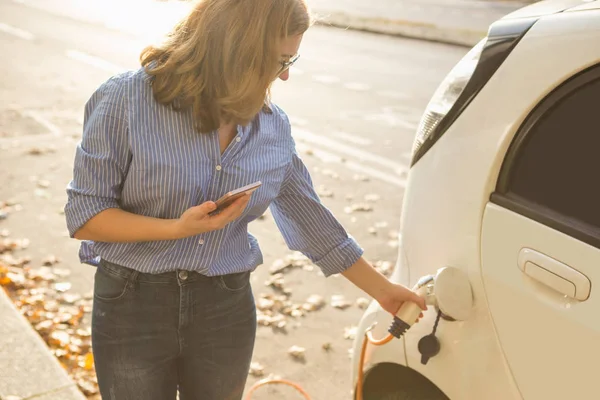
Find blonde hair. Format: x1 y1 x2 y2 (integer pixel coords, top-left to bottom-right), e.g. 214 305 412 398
140 0 311 133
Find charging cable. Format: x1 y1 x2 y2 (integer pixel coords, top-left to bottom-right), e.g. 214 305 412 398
244 326 394 400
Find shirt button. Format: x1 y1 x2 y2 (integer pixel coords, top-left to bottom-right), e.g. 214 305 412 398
198 238 205 245
178 270 188 280
235 137 241 142
216 165 222 171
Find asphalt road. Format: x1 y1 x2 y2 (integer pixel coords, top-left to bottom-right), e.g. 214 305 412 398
0 0 468 398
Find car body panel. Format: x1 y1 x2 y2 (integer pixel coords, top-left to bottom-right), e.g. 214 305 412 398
481 204 600 400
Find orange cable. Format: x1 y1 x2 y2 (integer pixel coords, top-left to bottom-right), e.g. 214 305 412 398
245 329 394 400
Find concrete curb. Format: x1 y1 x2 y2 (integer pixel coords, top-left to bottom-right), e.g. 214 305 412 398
0 288 86 400
312 9 490 47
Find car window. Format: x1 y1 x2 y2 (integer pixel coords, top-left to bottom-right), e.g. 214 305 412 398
493 65 600 249
508 77 600 228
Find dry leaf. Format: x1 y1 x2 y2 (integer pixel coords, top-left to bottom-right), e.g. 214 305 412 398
54 282 72 292
42 255 60 266
317 185 334 198
344 203 373 214
83 352 94 370
249 362 265 377
321 169 339 179
331 295 352 310
364 194 380 202
356 298 370 309
344 326 357 340
303 294 325 311
288 345 306 361
374 261 394 277
322 342 332 352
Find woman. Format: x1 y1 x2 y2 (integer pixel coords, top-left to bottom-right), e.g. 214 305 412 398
64 0 427 399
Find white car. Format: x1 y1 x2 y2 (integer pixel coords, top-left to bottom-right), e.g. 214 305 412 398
351 1 600 399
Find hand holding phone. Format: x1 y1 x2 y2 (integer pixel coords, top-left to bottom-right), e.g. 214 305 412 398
175 181 261 238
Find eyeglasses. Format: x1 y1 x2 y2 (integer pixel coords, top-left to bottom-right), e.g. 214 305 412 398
277 54 300 75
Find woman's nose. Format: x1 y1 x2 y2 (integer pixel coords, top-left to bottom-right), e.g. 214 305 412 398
278 70 290 81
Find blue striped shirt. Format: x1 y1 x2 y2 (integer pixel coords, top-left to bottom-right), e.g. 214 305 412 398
64 68 363 277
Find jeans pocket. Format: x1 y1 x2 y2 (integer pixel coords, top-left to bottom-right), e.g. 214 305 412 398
217 271 251 293
94 261 131 301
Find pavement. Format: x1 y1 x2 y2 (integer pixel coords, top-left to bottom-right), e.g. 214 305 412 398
0 0 528 398
0 289 87 400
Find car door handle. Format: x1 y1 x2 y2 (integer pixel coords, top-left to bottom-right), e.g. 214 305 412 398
518 248 591 301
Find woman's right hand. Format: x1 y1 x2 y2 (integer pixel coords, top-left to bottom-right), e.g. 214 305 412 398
174 194 251 238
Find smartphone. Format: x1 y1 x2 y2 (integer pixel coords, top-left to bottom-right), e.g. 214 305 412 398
212 181 262 214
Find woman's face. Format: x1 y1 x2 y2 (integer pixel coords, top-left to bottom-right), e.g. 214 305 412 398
277 34 303 82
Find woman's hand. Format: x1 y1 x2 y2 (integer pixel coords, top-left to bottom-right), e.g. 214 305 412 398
375 282 427 317
341 257 427 320
174 194 251 238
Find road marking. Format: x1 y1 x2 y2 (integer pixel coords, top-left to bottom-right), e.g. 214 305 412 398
292 127 408 176
376 90 412 100
332 131 372 146
343 82 371 91
295 142 406 188
312 75 341 84
22 110 61 136
0 22 35 40
66 50 126 74
288 116 309 126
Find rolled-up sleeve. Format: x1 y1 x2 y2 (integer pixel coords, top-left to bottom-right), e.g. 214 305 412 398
64 76 130 238
270 136 364 277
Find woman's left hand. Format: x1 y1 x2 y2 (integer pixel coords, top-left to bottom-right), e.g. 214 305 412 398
376 283 428 318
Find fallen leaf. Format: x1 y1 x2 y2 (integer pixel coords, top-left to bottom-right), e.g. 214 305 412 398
374 261 394 276
42 255 60 266
288 345 306 361
321 169 339 179
303 294 325 311
331 295 352 310
249 362 265 377
317 185 334 198
364 194 380 202
322 342 332 352
37 180 51 188
344 326 357 340
344 203 373 214
83 352 94 370
356 297 370 309
54 282 72 292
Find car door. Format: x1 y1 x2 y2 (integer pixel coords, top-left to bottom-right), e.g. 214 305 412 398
480 64 600 400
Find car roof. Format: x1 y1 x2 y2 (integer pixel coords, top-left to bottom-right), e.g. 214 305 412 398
502 0 599 19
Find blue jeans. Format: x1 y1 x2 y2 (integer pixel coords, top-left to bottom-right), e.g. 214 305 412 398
91 259 257 400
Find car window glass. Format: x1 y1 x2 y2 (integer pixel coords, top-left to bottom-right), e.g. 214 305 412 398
507 78 600 229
